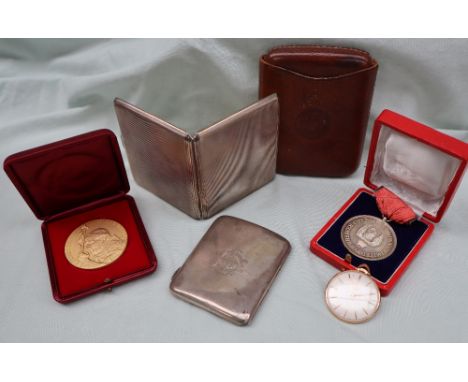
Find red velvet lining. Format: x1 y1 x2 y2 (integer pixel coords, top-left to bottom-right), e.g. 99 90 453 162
43 197 154 300
4 130 129 219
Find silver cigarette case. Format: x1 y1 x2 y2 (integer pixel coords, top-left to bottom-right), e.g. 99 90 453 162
114 95 279 220
170 216 291 325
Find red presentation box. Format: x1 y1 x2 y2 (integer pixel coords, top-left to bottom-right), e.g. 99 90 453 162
4 129 158 303
310 110 468 295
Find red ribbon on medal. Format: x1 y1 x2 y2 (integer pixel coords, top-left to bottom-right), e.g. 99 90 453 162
375 187 416 224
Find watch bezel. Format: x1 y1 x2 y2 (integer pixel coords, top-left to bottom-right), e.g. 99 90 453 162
324 269 381 324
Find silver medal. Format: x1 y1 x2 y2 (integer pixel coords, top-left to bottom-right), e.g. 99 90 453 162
341 215 397 261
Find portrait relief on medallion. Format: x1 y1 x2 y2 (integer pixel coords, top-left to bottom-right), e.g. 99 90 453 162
65 219 128 270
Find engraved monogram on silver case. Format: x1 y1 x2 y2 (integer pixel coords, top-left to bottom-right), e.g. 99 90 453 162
212 249 248 276
341 215 396 261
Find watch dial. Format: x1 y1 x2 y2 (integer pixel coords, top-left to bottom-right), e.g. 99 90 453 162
325 270 380 324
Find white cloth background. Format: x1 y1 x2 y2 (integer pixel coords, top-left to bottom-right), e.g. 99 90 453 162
0 39 467 342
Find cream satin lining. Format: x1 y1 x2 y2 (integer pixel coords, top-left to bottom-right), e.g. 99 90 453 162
370 125 461 217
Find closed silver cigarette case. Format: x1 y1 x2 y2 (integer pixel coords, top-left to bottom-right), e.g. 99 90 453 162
170 216 291 326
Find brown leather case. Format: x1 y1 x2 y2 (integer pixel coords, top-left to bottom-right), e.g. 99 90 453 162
114 95 279 219
170 216 291 325
259 45 378 177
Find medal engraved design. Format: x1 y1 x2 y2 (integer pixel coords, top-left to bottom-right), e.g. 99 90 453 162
64 219 128 269
341 215 396 261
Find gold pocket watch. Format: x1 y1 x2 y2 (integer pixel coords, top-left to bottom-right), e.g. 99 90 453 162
324 265 381 324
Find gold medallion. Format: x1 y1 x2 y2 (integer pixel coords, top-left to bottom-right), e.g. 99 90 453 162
64 219 128 270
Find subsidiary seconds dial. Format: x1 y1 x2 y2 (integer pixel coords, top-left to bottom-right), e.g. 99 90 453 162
324 268 380 324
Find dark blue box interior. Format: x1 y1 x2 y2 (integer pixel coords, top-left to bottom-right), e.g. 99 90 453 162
317 190 430 283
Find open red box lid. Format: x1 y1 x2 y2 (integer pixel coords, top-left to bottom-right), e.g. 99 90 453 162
364 110 468 223
4 129 130 220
